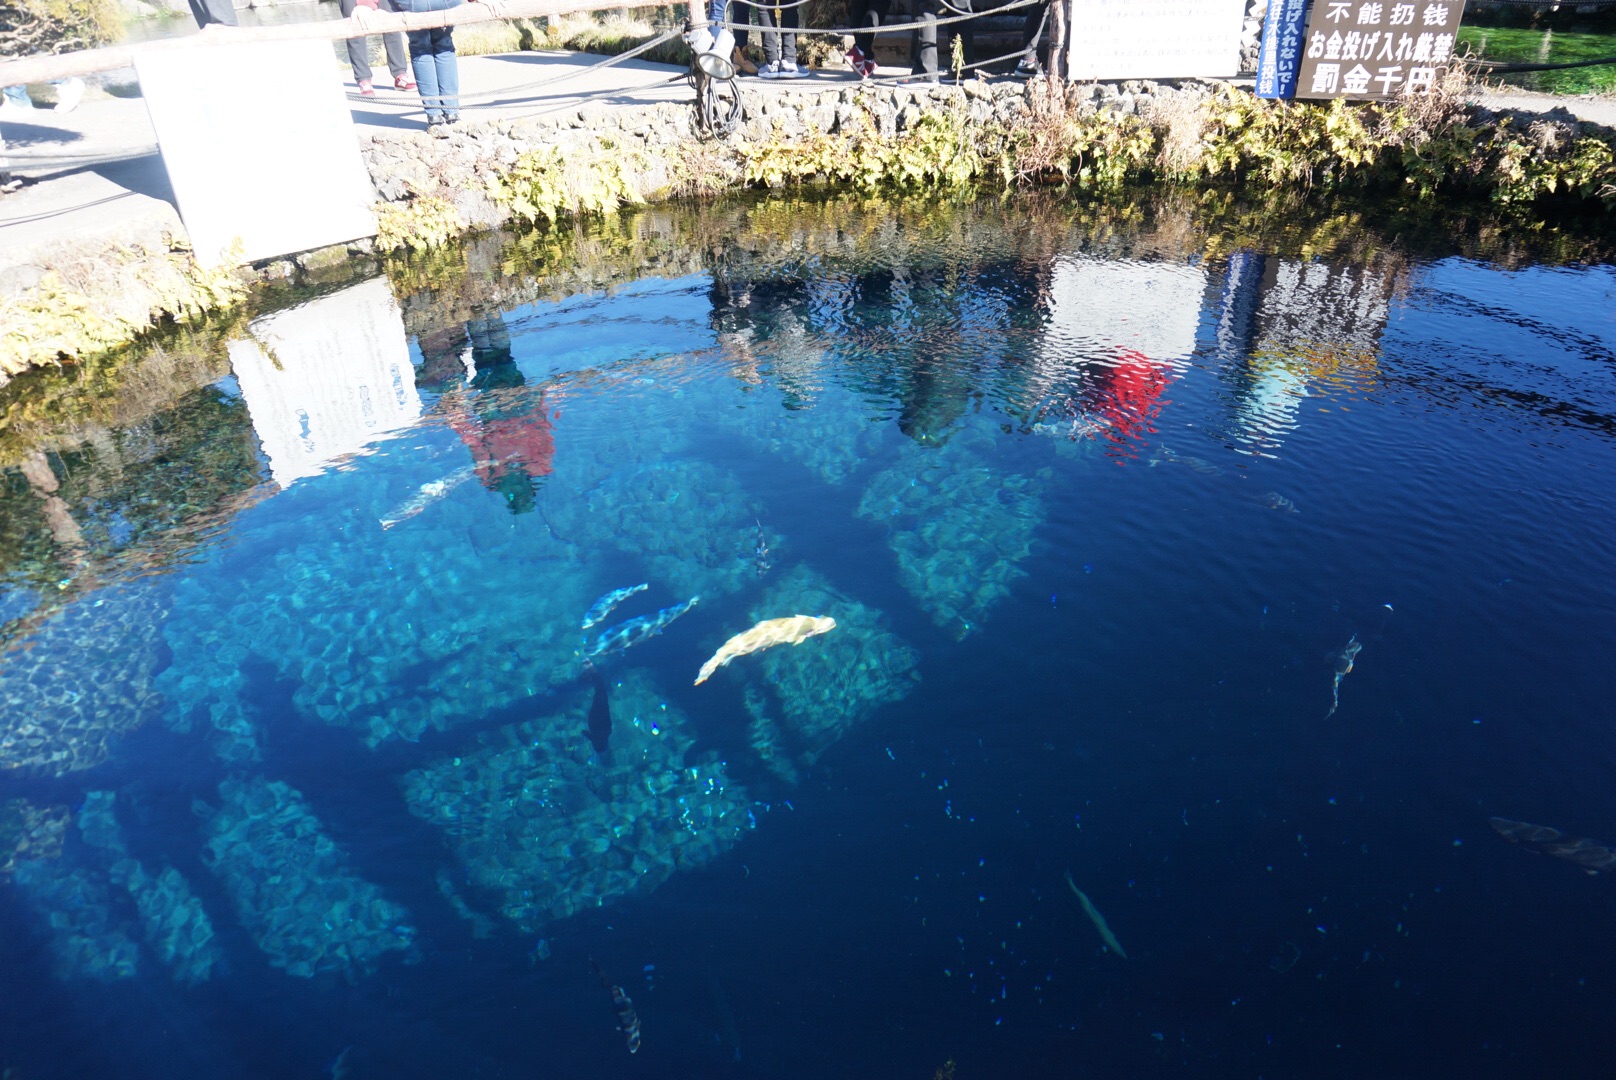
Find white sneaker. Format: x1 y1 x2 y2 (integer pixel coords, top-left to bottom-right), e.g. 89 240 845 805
54 77 85 113
757 60 783 79
779 60 806 79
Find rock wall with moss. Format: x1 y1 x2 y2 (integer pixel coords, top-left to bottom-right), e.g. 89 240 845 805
4 74 1613 387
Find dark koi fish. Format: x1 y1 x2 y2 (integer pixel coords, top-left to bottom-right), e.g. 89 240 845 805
1490 816 1616 875
590 958 641 1054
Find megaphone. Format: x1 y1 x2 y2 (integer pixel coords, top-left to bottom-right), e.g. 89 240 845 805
686 20 737 80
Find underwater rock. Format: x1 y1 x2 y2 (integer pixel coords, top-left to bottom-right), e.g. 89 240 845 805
718 382 890 487
0 580 171 776
541 461 765 601
855 429 1044 639
200 776 416 978
736 566 920 784
0 797 71 877
402 669 753 934
159 452 592 750
2 798 141 982
78 791 222 985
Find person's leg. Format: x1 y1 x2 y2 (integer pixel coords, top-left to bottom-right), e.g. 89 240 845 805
407 30 443 120
781 3 798 69
338 0 378 84
376 0 414 82
757 2 783 73
187 0 238 28
432 28 460 119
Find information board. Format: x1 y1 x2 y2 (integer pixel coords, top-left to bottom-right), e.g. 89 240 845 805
1294 0 1463 100
1067 0 1249 82
136 39 377 267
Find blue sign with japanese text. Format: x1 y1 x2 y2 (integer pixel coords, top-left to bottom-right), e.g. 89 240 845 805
1255 0 1311 98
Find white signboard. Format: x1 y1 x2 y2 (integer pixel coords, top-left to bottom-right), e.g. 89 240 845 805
228 277 420 486
136 39 377 267
1067 0 1248 81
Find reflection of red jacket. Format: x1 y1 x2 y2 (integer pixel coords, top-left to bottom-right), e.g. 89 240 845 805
446 395 555 486
1092 347 1170 446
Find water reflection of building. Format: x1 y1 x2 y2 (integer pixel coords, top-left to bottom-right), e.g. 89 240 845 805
1214 254 1393 456
228 277 421 487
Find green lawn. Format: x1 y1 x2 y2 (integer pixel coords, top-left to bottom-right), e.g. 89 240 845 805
1458 26 1616 95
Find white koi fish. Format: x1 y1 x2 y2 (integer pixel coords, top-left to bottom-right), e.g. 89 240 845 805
379 466 477 529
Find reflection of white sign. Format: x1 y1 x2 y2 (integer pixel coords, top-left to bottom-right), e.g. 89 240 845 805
1044 256 1207 363
1067 0 1248 80
136 40 376 267
229 277 420 486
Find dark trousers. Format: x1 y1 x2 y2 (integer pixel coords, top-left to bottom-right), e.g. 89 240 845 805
187 0 238 28
339 0 411 82
852 0 971 75
757 2 798 64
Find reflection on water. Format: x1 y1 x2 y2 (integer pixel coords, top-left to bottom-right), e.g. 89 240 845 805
2 193 1616 1078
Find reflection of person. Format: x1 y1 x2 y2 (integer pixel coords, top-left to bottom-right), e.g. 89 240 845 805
338 0 416 97
416 313 554 514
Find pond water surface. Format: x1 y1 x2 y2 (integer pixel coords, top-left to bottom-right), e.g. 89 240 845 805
2 196 1616 1079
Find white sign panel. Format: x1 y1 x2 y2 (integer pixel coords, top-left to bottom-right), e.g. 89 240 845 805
1067 0 1248 81
228 277 420 487
136 39 377 267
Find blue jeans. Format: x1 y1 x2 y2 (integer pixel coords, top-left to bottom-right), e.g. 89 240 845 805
395 0 463 120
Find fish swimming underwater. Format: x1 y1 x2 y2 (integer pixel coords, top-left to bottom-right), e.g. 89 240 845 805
587 596 700 659
584 661 612 755
694 615 836 685
590 958 642 1054
581 584 649 632
753 519 772 579
1149 445 1222 476
1260 491 1299 513
1324 633 1362 719
1490 816 1616 875
379 466 477 529
1064 870 1127 959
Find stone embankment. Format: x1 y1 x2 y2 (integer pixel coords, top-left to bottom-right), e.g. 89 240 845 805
3 73 1614 385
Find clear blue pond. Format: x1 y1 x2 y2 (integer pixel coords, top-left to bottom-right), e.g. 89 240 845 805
2 198 1616 1079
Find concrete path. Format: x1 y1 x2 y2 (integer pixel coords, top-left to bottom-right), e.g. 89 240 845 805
1472 86 1616 129
0 49 869 196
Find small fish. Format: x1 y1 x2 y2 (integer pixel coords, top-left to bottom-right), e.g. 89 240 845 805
1064 870 1127 959
695 615 836 685
754 519 772 579
1490 816 1616 875
1324 634 1362 718
1150 445 1222 475
587 596 699 658
581 584 649 632
379 466 477 529
590 958 642 1054
1261 491 1299 513
584 660 611 755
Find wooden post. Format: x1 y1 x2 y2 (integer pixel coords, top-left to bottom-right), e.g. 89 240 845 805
1050 0 1067 80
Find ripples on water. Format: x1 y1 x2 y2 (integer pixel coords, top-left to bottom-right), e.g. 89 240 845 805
1 196 1615 1079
